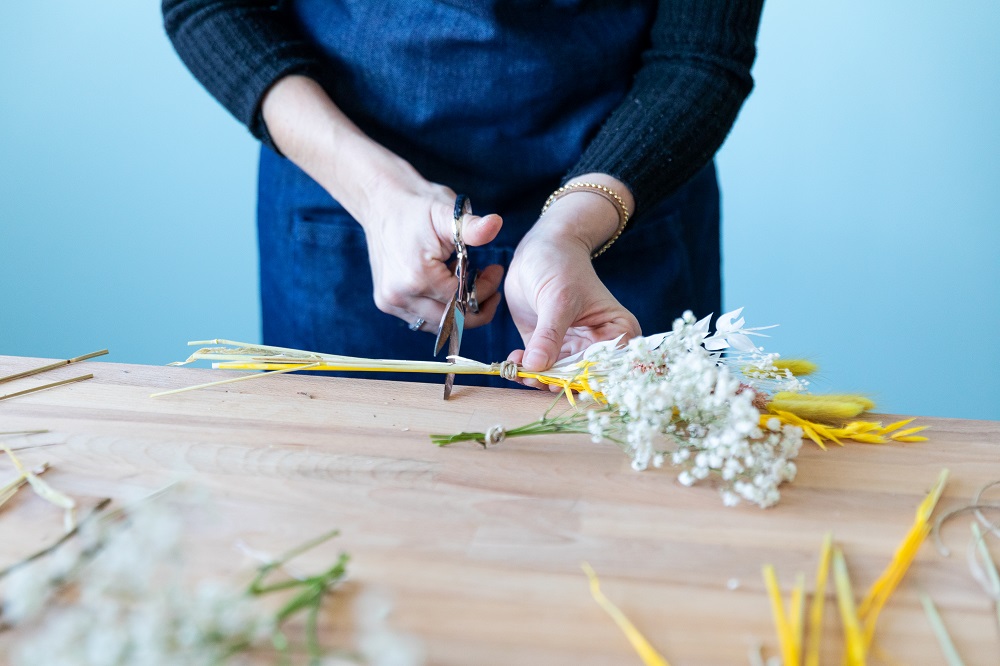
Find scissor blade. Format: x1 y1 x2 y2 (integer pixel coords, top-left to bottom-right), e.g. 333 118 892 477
434 296 458 357
452 307 465 352
443 308 464 400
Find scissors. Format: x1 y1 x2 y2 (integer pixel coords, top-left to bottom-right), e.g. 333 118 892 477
434 194 479 399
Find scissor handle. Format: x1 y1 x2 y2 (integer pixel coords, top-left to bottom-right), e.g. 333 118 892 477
452 194 472 246
452 194 472 303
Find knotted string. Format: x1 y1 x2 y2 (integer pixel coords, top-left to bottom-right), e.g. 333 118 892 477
495 360 519 381
484 424 506 446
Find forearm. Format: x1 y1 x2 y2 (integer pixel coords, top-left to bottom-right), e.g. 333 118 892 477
565 0 764 214
260 74 426 226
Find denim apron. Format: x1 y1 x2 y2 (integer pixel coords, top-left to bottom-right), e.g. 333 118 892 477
257 0 721 387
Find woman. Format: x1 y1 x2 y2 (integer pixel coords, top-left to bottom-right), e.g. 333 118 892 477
162 0 763 388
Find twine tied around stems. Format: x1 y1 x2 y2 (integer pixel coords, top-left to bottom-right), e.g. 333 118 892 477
496 360 519 381
484 425 506 446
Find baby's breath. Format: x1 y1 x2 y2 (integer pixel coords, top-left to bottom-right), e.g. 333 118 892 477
582 311 802 508
435 309 805 508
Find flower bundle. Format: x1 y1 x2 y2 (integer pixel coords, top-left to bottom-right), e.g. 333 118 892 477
436 310 806 507
435 309 926 508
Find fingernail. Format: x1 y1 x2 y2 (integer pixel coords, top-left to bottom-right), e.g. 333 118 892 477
523 349 548 370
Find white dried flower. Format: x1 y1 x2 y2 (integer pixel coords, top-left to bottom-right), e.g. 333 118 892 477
578 311 803 508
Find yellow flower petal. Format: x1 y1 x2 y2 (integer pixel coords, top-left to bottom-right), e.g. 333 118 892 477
889 426 928 439
878 418 915 434
857 469 949 649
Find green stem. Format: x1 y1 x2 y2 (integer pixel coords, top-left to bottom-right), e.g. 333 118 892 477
432 407 600 447
306 597 322 664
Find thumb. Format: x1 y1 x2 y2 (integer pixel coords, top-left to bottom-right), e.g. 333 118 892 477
461 213 503 247
522 298 577 372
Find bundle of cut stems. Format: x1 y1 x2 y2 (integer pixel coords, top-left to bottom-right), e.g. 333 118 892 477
155 339 594 398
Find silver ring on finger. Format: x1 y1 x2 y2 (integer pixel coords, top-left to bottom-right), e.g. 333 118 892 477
408 317 426 332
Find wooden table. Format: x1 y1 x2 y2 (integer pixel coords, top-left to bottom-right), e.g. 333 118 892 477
1 356 998 664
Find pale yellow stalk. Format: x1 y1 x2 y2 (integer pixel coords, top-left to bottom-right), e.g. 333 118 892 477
151 362 321 398
0 462 50 509
162 339 603 399
2 445 75 531
919 592 965 666
971 523 1000 634
789 573 806 660
582 562 670 666
762 564 797 665
805 533 834 666
832 548 866 666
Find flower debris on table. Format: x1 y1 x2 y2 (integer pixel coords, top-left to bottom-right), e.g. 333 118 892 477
2 440 76 532
0 490 423 666
760 469 951 665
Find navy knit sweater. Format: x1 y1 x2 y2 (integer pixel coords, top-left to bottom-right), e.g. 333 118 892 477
162 0 763 213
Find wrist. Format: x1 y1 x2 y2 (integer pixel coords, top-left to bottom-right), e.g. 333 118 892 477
536 174 633 257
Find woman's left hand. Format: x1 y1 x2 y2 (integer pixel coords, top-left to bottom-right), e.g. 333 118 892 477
504 178 641 387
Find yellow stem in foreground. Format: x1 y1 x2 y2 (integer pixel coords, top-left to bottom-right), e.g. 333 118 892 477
582 562 670 666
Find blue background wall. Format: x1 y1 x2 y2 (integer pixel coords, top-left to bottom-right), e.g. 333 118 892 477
1 2 998 419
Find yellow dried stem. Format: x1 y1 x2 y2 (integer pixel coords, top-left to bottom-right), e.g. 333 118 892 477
833 548 866 666
0 462 50 510
168 339 606 400
857 469 949 648
790 572 806 660
581 562 670 666
805 533 834 666
151 363 322 398
762 564 797 665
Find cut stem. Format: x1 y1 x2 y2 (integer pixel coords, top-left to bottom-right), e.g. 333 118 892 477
762 564 797 666
0 462 50 509
582 562 670 666
151 363 321 398
919 592 965 666
0 374 93 402
806 532 834 666
832 548 866 666
0 350 107 386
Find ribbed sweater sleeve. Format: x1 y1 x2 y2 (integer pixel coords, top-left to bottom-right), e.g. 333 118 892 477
162 0 320 149
566 0 764 214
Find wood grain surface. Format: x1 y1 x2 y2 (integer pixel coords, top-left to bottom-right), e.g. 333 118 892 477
0 356 998 665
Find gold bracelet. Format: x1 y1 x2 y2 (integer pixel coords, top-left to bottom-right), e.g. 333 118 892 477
540 182 630 259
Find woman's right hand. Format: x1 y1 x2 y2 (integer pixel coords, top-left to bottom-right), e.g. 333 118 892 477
261 74 505 333
360 165 505 332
